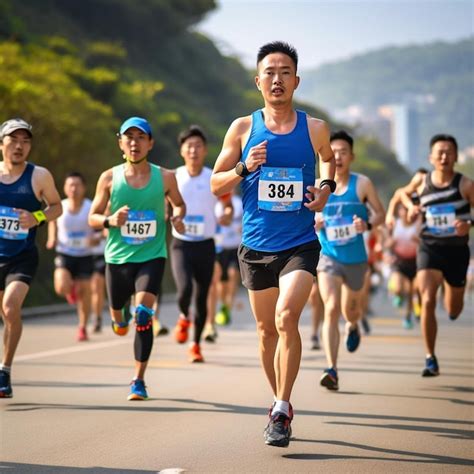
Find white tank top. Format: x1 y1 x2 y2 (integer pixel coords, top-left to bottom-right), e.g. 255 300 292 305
215 195 243 250
172 166 218 242
392 218 418 259
56 198 94 257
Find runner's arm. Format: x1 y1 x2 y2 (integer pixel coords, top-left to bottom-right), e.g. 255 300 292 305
211 118 250 196
305 119 335 212
46 219 57 250
89 170 113 229
359 176 385 230
162 168 186 234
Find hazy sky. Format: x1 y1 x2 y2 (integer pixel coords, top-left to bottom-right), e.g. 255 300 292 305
197 0 473 70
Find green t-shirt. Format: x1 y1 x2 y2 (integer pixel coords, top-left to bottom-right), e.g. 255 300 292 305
105 163 167 264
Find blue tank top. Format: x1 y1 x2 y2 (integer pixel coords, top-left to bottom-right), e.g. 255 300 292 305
318 173 368 264
0 163 42 259
240 109 317 252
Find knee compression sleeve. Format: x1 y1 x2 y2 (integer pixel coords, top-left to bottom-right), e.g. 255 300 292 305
134 304 154 362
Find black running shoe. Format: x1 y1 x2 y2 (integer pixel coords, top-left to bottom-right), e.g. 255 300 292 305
422 355 440 377
320 368 339 391
264 412 292 447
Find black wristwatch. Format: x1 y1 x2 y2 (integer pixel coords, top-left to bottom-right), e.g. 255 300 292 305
235 161 251 178
103 217 110 229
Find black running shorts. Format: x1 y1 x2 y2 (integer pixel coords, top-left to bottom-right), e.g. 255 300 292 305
216 247 239 282
105 257 166 310
393 256 417 281
55 253 94 280
238 240 321 291
417 241 470 288
0 246 39 291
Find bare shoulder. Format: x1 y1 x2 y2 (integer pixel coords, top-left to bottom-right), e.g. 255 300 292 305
306 116 329 135
228 115 252 138
159 167 177 186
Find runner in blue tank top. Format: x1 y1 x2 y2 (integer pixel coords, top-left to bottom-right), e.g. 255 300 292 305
315 131 385 391
399 134 473 377
211 42 336 448
0 118 62 398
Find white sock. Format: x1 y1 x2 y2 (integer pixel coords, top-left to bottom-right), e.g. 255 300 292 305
1 365 11 374
271 400 290 417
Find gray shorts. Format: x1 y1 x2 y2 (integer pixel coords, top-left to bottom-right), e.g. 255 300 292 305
317 253 368 291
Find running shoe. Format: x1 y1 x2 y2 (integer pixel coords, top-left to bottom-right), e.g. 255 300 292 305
311 334 320 350
403 315 414 330
215 304 231 326
264 412 292 447
174 317 191 344
0 370 12 398
320 368 339 391
127 378 148 401
345 324 361 353
422 355 440 377
203 323 218 343
76 326 88 342
188 343 204 363
152 317 169 337
361 317 371 335
392 295 404 308
93 317 102 333
111 307 132 336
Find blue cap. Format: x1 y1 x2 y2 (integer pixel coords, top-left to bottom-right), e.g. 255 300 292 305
119 117 152 136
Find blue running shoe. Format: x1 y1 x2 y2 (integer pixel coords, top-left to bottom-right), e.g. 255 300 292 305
0 370 12 398
422 355 440 377
403 316 414 330
320 368 339 391
128 378 148 401
392 295 404 308
346 324 361 353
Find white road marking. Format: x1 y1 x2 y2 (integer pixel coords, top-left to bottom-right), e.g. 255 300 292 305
15 338 129 362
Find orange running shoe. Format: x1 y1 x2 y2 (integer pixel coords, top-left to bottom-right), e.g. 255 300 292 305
174 317 191 344
188 343 204 363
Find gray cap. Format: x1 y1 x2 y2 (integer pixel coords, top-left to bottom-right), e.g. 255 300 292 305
0 118 33 139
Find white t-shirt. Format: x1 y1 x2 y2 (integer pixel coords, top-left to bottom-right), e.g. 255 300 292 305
56 198 94 257
215 195 243 250
172 166 218 242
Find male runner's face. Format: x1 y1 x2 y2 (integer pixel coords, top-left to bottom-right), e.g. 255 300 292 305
255 53 299 106
180 136 207 169
0 129 32 166
119 127 153 163
429 141 457 172
330 139 354 176
64 177 86 201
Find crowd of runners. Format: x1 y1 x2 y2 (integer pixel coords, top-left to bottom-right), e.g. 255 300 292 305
0 41 472 448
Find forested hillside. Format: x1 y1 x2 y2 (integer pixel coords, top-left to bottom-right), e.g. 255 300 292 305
0 0 409 304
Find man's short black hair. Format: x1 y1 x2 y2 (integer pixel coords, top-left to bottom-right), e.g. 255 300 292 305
415 167 428 174
330 130 354 150
178 125 207 147
430 134 458 153
65 171 86 184
257 41 298 71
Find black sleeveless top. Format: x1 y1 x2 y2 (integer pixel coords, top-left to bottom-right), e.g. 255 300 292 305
419 172 470 246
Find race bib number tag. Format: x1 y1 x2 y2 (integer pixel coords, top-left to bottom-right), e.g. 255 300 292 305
184 215 205 238
425 204 455 235
325 216 357 246
0 206 28 240
258 167 303 212
65 231 88 250
121 210 156 245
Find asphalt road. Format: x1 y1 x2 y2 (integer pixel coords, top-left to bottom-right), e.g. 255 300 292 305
1 289 473 473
